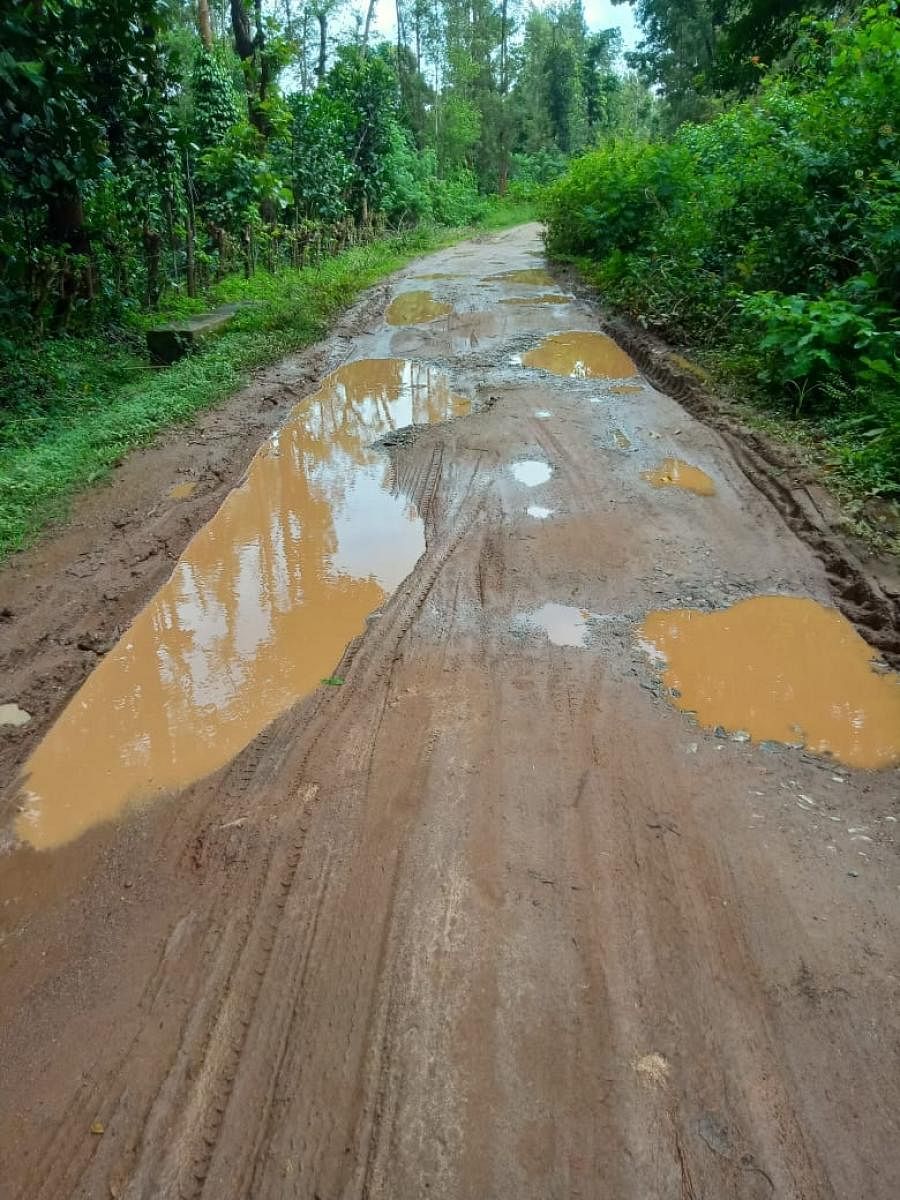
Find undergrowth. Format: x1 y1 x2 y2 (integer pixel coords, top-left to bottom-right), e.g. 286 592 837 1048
0 203 533 557
543 5 899 503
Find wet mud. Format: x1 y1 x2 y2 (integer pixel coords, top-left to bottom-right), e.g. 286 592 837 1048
3 223 900 1200
638 596 900 769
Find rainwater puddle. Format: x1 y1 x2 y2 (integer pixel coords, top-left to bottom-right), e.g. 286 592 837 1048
642 458 715 496
412 272 461 280
637 595 900 769
486 268 555 286
613 429 632 451
520 603 597 648
610 384 643 396
523 331 636 379
168 481 198 500
500 294 570 306
386 290 452 325
511 460 552 487
16 359 469 850
526 505 554 520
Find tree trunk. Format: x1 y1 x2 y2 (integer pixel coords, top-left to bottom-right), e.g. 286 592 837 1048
47 182 94 323
362 0 376 51
317 11 327 81
197 0 213 47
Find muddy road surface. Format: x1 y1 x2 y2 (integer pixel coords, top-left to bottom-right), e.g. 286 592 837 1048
2 224 899 1199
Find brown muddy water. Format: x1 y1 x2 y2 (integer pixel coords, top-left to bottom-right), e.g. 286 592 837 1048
637 595 900 769
499 294 571 306
642 458 716 496
486 268 556 286
610 384 643 395
385 290 453 325
15 360 469 850
523 331 637 379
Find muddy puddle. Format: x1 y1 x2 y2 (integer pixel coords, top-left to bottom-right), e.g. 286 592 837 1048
610 384 643 396
637 596 900 769
500 294 570 306
523 332 637 379
642 458 715 495
486 268 556 286
386 290 453 325
411 273 461 280
511 460 552 487
612 430 632 451
15 360 470 850
520 603 597 648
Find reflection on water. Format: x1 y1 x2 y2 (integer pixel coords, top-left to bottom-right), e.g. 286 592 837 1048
521 603 596 647
642 458 715 495
523 331 636 379
511 460 552 487
500 294 570 306
637 596 900 769
486 268 556 286
17 360 469 850
386 290 452 325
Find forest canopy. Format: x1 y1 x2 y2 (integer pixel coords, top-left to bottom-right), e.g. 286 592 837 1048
0 0 633 327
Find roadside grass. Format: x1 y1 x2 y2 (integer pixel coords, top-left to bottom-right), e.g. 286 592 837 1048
0 203 534 558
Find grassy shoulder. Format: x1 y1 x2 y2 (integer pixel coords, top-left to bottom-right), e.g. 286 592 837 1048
0 203 533 558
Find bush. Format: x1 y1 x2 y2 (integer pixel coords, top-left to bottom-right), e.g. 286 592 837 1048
542 4 900 494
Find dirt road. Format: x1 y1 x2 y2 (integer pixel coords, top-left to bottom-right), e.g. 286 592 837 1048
1 224 899 1198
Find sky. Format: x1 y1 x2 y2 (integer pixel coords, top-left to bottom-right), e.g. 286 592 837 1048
366 0 642 56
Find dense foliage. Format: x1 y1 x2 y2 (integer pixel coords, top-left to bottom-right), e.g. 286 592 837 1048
0 0 629 333
546 5 899 495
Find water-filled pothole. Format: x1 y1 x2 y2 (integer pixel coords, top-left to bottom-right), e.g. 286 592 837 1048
486 268 555 286
386 290 452 325
16 359 469 850
637 595 900 769
642 458 715 496
523 331 636 379
500 294 570 306
519 603 597 647
511 460 552 487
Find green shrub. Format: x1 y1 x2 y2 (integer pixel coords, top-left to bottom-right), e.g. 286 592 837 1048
542 3 900 494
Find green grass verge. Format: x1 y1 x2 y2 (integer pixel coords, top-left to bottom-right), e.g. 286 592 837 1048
0 206 535 558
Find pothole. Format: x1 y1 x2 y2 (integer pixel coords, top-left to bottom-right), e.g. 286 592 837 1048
15 359 469 850
641 458 715 495
386 290 453 325
636 595 900 769
523 331 637 379
510 460 552 487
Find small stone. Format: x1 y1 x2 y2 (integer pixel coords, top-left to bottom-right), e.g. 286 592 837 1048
731 730 750 743
90 1121 105 1136
760 740 781 753
670 687 681 698
714 726 727 739
847 870 860 878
